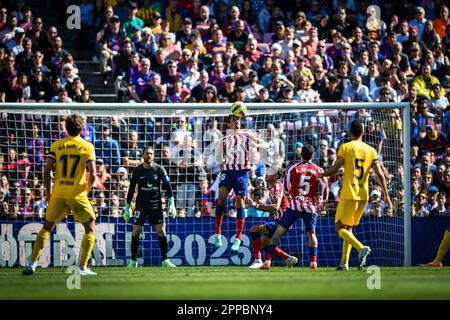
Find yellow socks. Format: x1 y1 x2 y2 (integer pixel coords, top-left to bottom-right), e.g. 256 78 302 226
436 230 450 262
79 234 95 268
31 229 50 263
340 240 352 266
338 228 364 252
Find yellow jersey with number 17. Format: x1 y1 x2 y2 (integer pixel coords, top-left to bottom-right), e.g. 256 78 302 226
47 136 96 199
338 140 378 201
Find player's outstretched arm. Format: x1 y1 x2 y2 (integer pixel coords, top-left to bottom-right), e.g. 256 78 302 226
319 157 344 178
372 162 394 215
86 160 96 191
44 157 55 204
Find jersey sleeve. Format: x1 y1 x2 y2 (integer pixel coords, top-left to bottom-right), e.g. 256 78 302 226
48 142 57 161
337 143 346 161
87 143 96 162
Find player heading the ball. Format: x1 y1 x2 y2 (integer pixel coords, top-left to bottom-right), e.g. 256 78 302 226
23 114 98 276
214 113 269 252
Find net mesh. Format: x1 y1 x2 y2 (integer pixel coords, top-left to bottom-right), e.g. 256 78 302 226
0 105 406 266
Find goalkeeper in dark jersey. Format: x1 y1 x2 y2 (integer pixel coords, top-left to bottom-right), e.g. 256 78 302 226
123 145 177 267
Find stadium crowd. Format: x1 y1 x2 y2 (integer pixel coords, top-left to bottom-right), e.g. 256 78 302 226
0 0 449 219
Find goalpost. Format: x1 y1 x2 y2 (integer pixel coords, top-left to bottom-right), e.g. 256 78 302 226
0 102 411 267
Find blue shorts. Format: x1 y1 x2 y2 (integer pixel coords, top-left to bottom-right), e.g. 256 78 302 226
278 207 317 232
262 220 278 237
218 170 249 196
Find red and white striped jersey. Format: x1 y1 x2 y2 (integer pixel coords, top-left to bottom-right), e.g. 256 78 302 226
283 162 328 213
216 129 262 171
269 181 290 219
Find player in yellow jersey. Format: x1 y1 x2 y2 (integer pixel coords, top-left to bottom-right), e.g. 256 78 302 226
23 115 98 276
319 119 393 270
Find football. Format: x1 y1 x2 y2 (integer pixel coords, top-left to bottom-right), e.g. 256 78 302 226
230 101 247 118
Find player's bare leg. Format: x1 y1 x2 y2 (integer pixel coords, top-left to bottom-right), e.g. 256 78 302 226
79 218 97 276
128 224 143 267
214 186 230 248
23 220 56 276
156 223 175 267
307 231 319 269
231 195 246 252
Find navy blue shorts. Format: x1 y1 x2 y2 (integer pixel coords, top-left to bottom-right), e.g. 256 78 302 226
262 220 278 237
218 170 249 196
278 207 317 232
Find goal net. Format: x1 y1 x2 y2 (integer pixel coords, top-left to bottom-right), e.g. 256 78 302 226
0 102 410 267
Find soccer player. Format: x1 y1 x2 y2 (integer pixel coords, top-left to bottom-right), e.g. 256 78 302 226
214 114 269 251
319 119 393 270
122 145 177 267
260 144 328 270
422 227 450 267
23 115 97 276
246 166 299 268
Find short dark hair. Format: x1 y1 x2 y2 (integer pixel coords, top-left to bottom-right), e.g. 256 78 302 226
350 119 364 137
143 145 154 154
301 144 314 161
65 114 84 136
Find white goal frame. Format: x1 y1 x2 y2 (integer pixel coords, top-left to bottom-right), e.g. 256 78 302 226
0 102 411 266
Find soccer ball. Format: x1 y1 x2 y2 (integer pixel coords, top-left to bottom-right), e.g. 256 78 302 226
230 101 247 118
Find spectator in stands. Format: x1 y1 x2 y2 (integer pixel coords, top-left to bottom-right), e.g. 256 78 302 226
94 125 121 174
412 64 445 99
413 192 429 217
429 83 449 116
425 185 439 211
25 17 48 54
175 18 193 50
129 57 154 102
364 5 387 41
409 6 427 41
258 0 275 33
421 20 441 52
342 73 371 102
1 75 24 102
351 50 370 76
158 31 182 62
121 130 143 169
174 135 203 216
227 19 249 53
30 68 52 102
420 122 448 157
433 5 449 40
372 76 398 102
429 191 449 217
98 15 126 84
0 15 18 44
122 2 144 41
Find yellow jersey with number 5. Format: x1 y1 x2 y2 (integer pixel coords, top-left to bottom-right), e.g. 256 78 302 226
337 140 378 201
47 136 96 199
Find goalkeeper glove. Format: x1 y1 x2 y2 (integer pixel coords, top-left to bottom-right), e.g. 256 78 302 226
122 203 131 223
168 197 177 218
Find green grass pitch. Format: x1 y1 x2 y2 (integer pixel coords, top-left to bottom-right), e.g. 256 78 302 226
1 267 449 300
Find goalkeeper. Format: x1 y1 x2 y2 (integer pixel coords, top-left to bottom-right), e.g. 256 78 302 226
123 145 177 268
